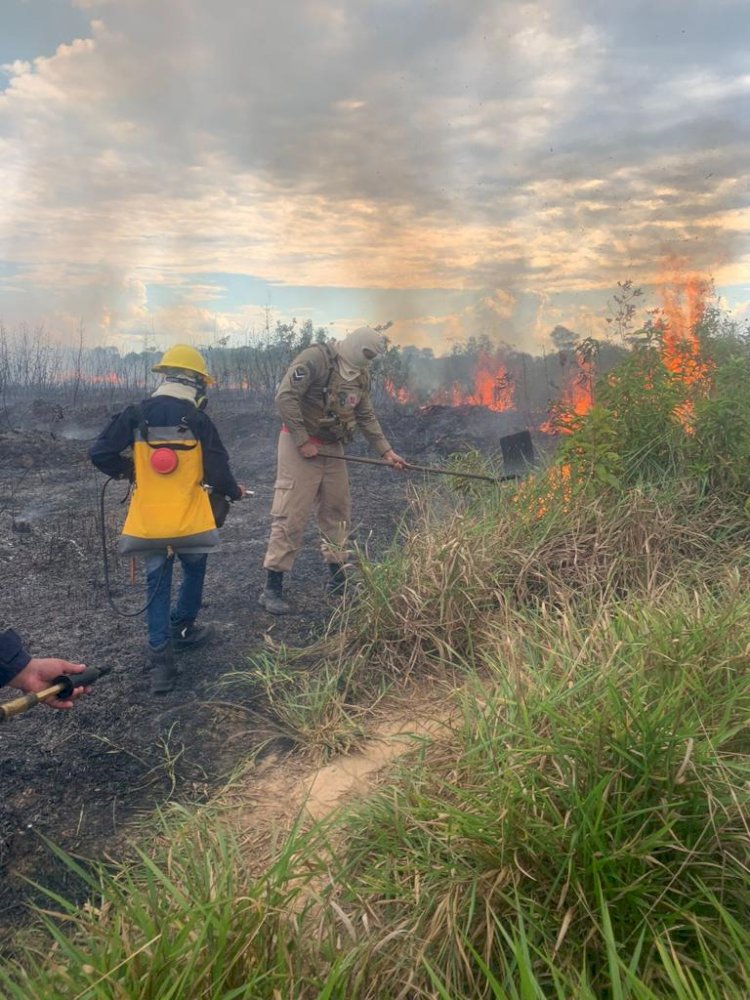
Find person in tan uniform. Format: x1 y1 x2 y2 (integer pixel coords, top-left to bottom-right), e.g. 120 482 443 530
259 327 406 614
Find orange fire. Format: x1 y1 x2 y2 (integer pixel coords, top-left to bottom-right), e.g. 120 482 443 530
539 356 594 435
659 272 709 381
656 268 713 426
385 353 515 412
384 378 412 404
468 354 515 411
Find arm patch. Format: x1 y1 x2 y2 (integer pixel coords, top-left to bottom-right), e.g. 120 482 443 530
291 365 308 382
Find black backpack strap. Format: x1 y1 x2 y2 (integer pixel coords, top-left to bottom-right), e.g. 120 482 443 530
128 402 150 443
319 343 337 403
133 400 199 452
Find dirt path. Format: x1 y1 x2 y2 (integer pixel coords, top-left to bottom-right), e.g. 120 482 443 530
221 682 460 882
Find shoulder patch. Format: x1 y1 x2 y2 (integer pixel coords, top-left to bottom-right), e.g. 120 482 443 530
291 365 308 382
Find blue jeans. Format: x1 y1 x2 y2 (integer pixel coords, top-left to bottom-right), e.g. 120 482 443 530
144 552 208 649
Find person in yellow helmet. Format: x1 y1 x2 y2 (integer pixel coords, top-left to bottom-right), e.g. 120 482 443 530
90 344 245 695
259 327 406 614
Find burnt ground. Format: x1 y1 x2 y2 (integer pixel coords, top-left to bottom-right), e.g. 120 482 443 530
0 393 534 946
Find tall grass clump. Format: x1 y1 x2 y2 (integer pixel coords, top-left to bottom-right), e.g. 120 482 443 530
313 586 750 997
321 322 750 681
217 644 376 759
0 806 327 1000
325 474 750 681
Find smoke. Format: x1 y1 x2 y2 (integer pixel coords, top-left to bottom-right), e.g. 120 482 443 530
1 1 747 348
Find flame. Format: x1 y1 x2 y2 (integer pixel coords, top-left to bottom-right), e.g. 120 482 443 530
539 356 594 434
659 272 709 381
468 353 515 411
384 352 515 412
57 371 123 385
656 268 713 427
384 378 412 404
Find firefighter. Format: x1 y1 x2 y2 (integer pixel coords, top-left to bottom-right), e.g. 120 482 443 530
1 626 88 709
260 326 405 614
90 345 245 695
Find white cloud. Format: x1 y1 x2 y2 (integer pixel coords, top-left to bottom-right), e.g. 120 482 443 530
0 0 747 349
1 59 32 75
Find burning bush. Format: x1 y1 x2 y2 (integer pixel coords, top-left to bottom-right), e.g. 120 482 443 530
549 292 750 504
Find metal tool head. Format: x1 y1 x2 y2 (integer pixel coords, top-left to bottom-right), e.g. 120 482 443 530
499 430 535 477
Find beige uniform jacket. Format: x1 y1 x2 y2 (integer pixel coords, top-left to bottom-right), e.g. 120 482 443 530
275 344 392 456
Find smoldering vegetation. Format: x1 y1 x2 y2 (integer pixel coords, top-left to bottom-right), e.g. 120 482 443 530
0 317 622 427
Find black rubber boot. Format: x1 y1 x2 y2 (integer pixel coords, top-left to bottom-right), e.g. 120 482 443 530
171 620 214 650
258 569 291 615
327 562 347 597
148 641 177 696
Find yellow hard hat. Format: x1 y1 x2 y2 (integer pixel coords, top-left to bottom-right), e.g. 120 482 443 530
152 344 215 384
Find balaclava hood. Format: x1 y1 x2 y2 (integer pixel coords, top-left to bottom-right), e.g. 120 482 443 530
334 327 386 381
152 368 205 404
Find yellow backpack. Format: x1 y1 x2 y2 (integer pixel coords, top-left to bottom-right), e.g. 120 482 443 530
120 407 219 555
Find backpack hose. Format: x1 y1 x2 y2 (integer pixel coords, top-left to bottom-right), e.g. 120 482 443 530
98 476 171 618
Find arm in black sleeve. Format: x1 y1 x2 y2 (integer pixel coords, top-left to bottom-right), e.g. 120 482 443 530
89 407 136 480
199 416 242 500
0 628 31 687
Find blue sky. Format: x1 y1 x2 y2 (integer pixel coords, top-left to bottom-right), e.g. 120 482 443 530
1 0 748 354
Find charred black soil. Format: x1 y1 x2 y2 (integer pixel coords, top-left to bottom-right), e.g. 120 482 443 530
0 393 529 943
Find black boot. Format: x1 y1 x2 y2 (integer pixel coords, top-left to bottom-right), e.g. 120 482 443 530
259 569 291 615
148 641 177 695
328 562 347 597
171 619 214 650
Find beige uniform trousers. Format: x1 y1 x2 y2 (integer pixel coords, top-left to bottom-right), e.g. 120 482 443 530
263 431 351 572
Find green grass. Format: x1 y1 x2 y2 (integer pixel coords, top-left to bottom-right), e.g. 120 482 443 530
1 806 323 999
4 579 748 998
217 644 378 760
319 589 750 996
4 448 750 997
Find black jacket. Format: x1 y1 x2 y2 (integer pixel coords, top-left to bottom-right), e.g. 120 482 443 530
0 628 31 687
89 395 242 500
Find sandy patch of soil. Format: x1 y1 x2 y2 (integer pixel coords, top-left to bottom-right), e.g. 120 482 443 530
224 684 460 875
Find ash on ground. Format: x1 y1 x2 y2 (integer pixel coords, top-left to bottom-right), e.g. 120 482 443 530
0 392 543 942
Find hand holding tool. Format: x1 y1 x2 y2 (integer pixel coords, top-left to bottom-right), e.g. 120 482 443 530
0 664 112 722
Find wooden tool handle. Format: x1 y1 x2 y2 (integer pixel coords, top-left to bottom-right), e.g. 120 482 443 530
0 684 63 721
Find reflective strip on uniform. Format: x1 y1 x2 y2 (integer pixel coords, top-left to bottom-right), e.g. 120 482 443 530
119 527 220 555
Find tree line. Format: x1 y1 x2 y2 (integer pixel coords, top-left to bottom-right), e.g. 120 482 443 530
0 317 622 418
2 285 746 428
